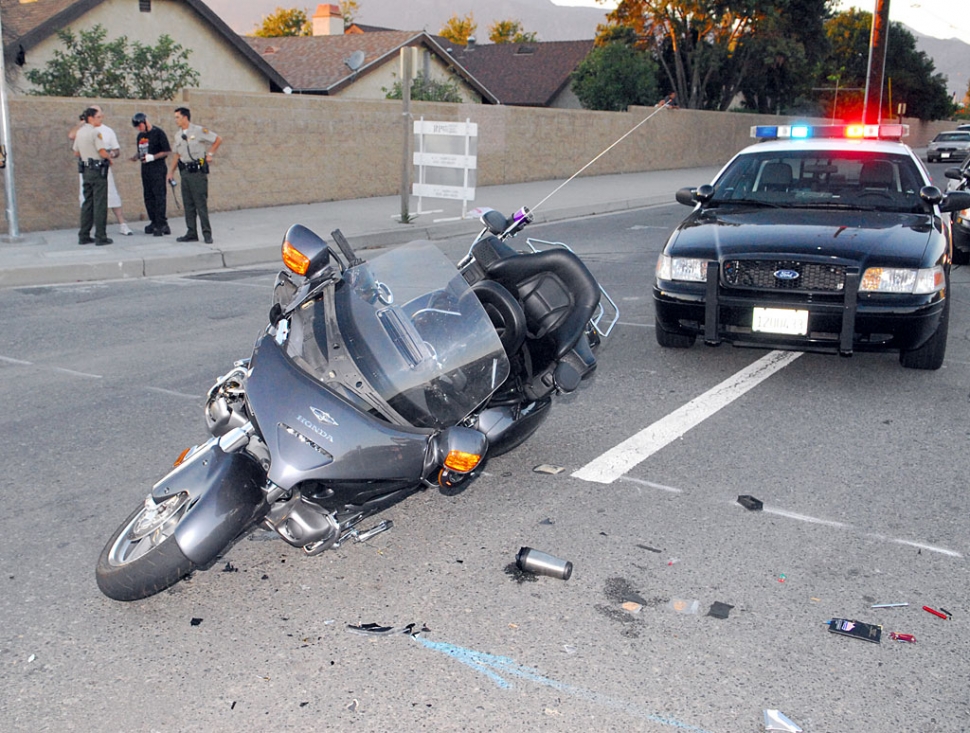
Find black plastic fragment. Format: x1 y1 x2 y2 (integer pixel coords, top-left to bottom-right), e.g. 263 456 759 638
222 561 238 573
190 617 203 626
707 601 735 619
737 495 764 511
636 544 662 553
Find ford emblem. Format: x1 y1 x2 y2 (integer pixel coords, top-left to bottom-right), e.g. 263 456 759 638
774 269 800 281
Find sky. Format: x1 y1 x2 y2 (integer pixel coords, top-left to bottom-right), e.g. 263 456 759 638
550 0 969 41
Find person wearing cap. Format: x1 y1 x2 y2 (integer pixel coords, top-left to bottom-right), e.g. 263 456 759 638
72 107 113 246
130 113 172 237
167 107 221 244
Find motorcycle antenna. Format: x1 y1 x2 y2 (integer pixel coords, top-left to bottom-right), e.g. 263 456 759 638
529 102 672 215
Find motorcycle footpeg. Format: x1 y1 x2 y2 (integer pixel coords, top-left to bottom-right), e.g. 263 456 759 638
352 519 393 543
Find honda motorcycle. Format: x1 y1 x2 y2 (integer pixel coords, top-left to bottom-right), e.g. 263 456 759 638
96 206 617 601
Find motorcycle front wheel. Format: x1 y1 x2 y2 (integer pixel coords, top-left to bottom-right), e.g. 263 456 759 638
96 493 197 601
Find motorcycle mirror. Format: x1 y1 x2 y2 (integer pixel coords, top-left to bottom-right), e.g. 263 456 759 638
481 209 508 235
282 224 331 279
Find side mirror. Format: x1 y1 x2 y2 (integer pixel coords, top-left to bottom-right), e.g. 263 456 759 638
943 167 965 181
919 185 943 206
695 184 715 203
481 209 508 235
675 187 697 206
940 190 970 214
281 223 332 280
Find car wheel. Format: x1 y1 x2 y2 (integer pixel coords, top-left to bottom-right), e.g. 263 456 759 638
899 294 949 370
655 319 696 348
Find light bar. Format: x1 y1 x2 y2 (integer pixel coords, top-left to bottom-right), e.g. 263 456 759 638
751 124 909 141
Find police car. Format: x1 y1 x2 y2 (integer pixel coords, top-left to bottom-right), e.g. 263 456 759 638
943 157 970 264
654 124 970 370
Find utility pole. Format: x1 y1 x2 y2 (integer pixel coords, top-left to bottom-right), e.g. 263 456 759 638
399 47 412 224
0 8 21 240
863 0 891 125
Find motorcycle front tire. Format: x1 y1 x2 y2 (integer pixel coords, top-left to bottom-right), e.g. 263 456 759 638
96 495 197 601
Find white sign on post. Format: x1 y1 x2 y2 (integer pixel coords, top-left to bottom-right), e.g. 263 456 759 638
412 118 478 220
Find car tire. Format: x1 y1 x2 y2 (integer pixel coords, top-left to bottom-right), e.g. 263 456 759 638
899 294 949 370
655 319 696 348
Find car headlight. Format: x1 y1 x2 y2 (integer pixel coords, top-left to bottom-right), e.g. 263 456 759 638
860 265 944 294
657 254 708 282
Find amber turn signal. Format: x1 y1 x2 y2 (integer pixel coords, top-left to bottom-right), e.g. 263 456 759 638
173 447 192 467
443 449 482 473
282 240 310 276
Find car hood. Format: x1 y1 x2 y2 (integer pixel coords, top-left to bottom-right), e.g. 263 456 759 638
669 207 936 266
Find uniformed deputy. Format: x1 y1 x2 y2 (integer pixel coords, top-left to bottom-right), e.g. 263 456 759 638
167 106 222 244
72 107 113 246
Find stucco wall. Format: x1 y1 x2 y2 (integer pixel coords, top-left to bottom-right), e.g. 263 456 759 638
332 48 482 103
9 0 269 96
0 89 961 233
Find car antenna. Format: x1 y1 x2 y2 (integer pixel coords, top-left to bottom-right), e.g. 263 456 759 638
529 101 674 215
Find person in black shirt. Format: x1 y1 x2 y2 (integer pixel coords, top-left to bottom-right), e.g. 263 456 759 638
130 112 172 236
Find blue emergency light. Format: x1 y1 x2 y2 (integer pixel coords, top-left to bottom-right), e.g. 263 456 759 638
751 124 908 141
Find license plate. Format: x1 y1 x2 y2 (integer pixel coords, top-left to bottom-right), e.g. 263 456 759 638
752 307 808 335
942 152 951 159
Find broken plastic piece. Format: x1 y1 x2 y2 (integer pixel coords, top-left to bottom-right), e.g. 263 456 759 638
190 617 203 626
738 494 764 511
637 544 662 553
347 622 396 636
764 709 803 732
871 602 908 608
533 464 565 474
707 601 734 619
827 618 881 643
621 601 642 613
940 607 953 618
669 598 699 615
889 632 916 643
922 605 949 620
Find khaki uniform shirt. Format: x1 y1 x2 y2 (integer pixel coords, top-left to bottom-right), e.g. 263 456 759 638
173 123 218 164
73 124 107 161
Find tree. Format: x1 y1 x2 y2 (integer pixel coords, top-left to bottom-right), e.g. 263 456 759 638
736 0 830 115
600 0 778 111
571 42 659 112
341 0 360 29
819 10 953 121
24 25 199 100
489 19 538 44
440 13 476 46
253 7 310 37
384 72 464 103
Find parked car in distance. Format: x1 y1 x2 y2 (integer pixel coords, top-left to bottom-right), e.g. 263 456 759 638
926 130 970 163
956 124 970 131
944 158 970 264
654 123 970 370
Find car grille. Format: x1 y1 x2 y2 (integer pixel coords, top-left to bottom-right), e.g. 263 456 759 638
722 259 846 292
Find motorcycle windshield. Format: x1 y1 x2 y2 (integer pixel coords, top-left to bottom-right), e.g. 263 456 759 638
294 241 510 429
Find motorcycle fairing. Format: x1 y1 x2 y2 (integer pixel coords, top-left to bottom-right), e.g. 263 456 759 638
246 335 433 490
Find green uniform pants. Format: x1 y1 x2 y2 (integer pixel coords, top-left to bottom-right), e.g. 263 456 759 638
180 170 211 239
79 167 108 242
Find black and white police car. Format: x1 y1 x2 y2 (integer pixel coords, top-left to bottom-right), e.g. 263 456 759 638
654 124 970 369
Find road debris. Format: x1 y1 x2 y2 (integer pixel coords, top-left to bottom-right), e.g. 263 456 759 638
871 602 908 608
889 632 917 643
669 598 699 615
763 709 802 732
346 622 429 637
738 495 764 511
637 544 662 553
190 617 203 626
707 601 734 619
923 605 949 620
533 464 565 474
622 601 642 614
827 618 881 643
516 547 573 580
222 562 238 573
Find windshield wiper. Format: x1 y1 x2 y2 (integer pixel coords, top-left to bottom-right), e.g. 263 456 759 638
715 198 785 208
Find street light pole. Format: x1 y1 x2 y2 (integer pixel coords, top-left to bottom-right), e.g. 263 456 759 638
0 8 21 239
863 0 891 125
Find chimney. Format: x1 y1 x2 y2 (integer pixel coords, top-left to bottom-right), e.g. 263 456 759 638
312 4 344 36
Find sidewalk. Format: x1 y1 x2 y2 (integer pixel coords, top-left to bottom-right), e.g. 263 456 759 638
0 167 720 288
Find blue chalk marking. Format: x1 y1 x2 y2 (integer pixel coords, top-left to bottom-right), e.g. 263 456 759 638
413 636 714 732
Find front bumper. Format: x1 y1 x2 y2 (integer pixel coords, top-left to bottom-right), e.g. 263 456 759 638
654 267 945 355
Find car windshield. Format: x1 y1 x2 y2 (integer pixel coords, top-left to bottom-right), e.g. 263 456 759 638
287 241 510 429
934 133 970 142
710 149 926 212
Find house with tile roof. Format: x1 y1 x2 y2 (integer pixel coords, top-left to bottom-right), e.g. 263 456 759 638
245 18 497 103
444 39 594 109
0 0 288 95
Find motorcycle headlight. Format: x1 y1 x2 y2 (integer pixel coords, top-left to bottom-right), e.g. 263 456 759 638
860 265 944 294
657 254 708 282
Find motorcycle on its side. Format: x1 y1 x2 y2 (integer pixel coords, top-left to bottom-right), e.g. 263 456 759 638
95 206 617 601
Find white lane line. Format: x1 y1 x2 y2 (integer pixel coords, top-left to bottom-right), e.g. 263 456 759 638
0 355 33 365
573 350 802 484
618 476 683 493
49 366 103 379
146 387 202 400
888 537 963 558
763 506 849 529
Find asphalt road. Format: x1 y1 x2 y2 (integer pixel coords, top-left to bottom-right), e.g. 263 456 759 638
1 184 969 732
